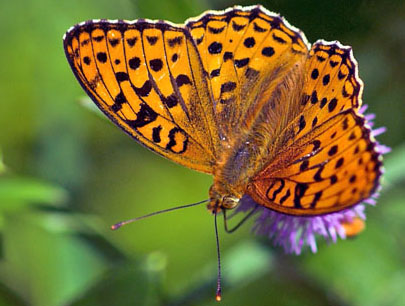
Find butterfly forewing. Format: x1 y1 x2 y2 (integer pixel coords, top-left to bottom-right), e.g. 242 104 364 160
64 20 218 173
247 42 382 215
186 6 309 138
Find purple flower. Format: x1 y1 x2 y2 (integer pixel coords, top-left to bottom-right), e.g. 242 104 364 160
235 105 389 255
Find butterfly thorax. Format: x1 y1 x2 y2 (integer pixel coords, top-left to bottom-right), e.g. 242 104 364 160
207 60 308 214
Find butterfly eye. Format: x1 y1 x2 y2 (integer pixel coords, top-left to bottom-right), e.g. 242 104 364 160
222 196 240 209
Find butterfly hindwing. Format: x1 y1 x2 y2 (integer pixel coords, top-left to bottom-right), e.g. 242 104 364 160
248 109 382 215
247 42 382 215
64 20 219 173
294 40 363 139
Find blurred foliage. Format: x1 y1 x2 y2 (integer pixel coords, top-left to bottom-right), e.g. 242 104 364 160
1 0 405 305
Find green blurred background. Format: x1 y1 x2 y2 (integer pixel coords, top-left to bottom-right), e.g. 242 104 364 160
1 0 405 305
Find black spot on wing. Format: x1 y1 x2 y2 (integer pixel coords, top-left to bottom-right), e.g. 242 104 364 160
220 81 236 94
235 58 249 68
134 80 152 97
310 191 323 208
312 117 318 127
338 70 347 80
279 189 291 205
316 55 326 62
126 37 138 47
312 140 321 151
311 68 319 80
311 90 318 104
167 36 183 48
314 166 324 182
175 74 192 87
301 94 310 106
115 91 127 104
253 22 267 33
93 35 104 42
272 33 287 44
320 97 327 108
196 36 204 45
81 39 89 46
262 47 274 57
330 60 338 67
146 35 158 45
267 179 285 201
152 125 162 143
208 42 222 54
109 38 119 47
349 175 357 183
208 26 225 34
298 115 306 132
111 103 122 113
244 37 255 48
328 145 338 156
300 160 309 171
166 127 188 153
232 21 246 31
125 103 157 128
149 59 163 72
162 94 178 108
323 74 330 86
335 157 344 169
223 51 233 61
210 69 220 78
171 53 178 62
97 52 107 63
128 57 141 70
328 98 338 112
342 117 349 130
115 72 129 82
294 183 308 208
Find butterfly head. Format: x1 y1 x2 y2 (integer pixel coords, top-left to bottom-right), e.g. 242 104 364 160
207 185 240 213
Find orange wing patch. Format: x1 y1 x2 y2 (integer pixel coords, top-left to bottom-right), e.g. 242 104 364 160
64 21 218 173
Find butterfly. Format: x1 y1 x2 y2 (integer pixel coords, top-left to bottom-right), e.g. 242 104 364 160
64 5 382 217
63 5 384 298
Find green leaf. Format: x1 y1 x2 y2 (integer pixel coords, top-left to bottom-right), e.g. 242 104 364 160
0 211 108 306
0 177 67 212
72 253 167 306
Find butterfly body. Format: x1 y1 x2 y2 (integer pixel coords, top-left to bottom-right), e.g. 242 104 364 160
64 5 382 218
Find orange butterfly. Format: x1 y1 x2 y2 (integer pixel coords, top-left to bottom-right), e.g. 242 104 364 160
64 5 387 300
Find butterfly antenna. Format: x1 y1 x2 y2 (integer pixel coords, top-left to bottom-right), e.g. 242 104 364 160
214 211 222 302
111 199 209 230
